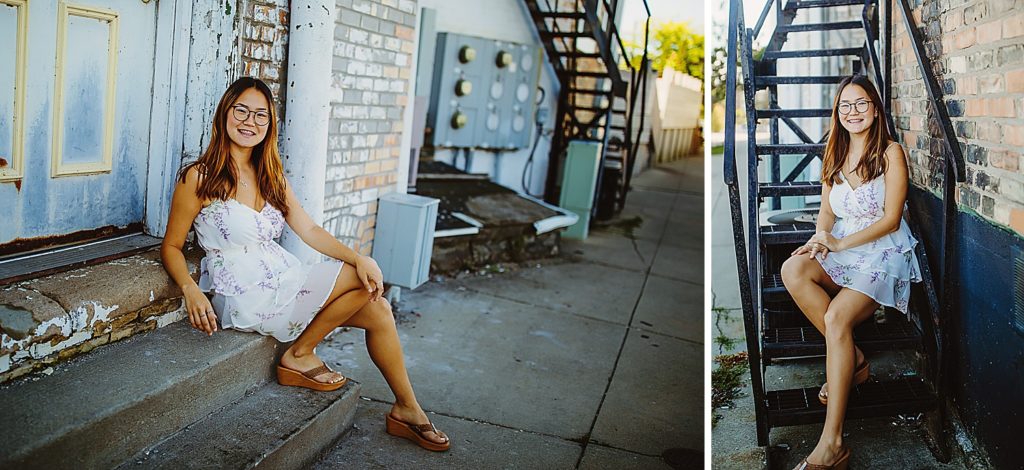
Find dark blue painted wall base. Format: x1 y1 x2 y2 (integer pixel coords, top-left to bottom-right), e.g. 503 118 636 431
908 186 1024 468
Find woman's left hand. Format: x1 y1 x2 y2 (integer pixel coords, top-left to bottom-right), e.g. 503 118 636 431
808 231 843 255
355 255 385 301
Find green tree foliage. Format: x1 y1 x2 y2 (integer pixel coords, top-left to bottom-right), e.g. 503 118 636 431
625 21 704 82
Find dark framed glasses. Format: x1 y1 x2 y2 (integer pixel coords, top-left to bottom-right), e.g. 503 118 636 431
232 105 271 126
837 100 872 115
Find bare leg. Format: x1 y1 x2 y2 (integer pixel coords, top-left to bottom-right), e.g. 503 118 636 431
781 254 866 393
341 297 448 445
781 254 842 332
805 288 878 466
280 263 372 383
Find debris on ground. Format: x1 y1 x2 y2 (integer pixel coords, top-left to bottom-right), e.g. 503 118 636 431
712 351 749 426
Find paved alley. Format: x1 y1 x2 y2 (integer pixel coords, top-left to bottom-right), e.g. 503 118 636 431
312 157 704 469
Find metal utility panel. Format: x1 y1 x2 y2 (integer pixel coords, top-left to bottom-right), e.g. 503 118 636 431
371 193 440 289
428 33 488 148
559 141 603 240
478 41 542 149
428 32 541 150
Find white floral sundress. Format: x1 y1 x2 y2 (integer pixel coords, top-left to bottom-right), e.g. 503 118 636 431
815 169 922 313
193 198 344 342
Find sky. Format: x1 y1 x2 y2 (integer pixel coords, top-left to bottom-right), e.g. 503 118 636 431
621 0 704 39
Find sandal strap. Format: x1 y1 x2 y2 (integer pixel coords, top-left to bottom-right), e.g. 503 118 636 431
410 422 437 434
409 421 448 441
301 364 335 380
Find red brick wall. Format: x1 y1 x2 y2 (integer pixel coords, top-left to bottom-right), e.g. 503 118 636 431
891 0 1024 234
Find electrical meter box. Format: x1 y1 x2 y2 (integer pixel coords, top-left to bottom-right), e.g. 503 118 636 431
558 141 603 240
427 32 542 149
371 193 440 289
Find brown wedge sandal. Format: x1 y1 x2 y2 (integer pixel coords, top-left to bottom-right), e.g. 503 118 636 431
276 362 348 392
818 359 869 405
385 413 451 452
793 446 850 470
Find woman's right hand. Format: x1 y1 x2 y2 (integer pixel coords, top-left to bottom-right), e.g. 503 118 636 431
791 240 831 259
183 284 218 336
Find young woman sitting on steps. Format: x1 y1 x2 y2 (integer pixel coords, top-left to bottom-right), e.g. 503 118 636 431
780 75 922 470
160 77 449 452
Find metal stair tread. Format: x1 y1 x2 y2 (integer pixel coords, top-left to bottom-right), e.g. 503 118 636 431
761 306 922 359
759 181 823 197
785 0 865 9
776 21 863 33
766 377 936 427
755 75 847 85
762 47 863 59
753 108 831 118
540 30 591 38
573 105 610 113
569 87 612 95
760 221 815 244
536 11 587 19
568 70 614 77
755 143 825 154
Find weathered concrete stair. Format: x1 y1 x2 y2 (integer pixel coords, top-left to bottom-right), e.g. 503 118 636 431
0 321 361 469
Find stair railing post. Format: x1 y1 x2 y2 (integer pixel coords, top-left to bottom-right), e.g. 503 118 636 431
861 0 895 135
624 15 650 203
884 0 892 108
731 0 772 446
741 27 761 325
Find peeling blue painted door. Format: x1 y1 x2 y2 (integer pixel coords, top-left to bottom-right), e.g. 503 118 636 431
0 0 156 249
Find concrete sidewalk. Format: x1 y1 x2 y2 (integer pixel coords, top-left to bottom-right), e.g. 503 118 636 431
312 157 704 469
709 148 969 469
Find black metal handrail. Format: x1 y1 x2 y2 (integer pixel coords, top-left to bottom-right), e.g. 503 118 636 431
753 0 776 38
723 0 771 445
892 0 965 181
599 0 651 208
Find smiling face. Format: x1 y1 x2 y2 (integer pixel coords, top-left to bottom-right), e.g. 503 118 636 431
225 87 271 149
836 83 877 135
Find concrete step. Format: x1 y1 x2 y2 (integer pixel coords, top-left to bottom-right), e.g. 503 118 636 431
117 381 361 470
0 322 279 469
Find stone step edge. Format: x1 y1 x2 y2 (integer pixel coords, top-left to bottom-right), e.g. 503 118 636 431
0 321 280 469
116 381 363 470
1 246 204 383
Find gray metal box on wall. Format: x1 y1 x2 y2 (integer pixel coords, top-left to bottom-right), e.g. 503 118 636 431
487 42 542 149
371 193 440 289
428 32 541 149
427 33 489 148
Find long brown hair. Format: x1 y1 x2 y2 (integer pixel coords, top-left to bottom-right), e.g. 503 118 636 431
178 77 289 216
821 75 891 187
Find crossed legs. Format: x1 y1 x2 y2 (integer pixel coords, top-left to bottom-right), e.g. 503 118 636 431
781 255 879 466
279 263 448 445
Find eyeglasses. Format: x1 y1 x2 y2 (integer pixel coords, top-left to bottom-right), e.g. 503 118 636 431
837 100 872 115
231 105 270 126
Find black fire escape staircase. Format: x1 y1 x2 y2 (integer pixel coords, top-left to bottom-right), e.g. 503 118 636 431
724 0 967 463
522 0 652 219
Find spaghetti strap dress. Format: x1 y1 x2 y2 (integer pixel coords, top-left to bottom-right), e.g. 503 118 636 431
192 198 344 342
815 167 922 313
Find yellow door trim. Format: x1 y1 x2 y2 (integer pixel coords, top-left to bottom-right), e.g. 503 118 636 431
0 0 28 182
51 1 119 177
